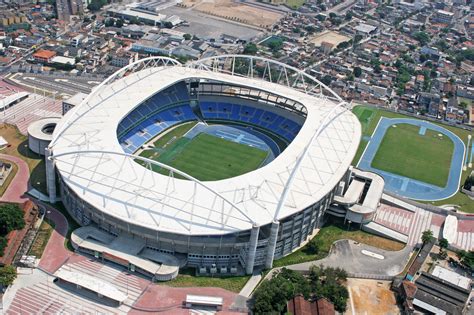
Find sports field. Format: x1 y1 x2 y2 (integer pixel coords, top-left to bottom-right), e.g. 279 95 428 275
371 123 454 187
141 126 268 181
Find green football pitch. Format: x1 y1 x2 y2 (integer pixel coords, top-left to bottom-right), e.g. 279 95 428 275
141 132 268 181
371 123 454 187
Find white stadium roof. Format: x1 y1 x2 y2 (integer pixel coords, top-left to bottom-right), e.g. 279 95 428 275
50 56 361 236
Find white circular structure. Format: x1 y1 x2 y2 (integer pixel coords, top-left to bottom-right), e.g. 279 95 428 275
47 56 361 274
28 117 61 156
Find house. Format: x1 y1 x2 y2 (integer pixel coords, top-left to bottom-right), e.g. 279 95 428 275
287 295 335 315
32 49 56 63
417 92 441 116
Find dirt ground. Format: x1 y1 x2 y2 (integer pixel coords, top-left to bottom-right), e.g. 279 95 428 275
181 0 282 28
347 278 401 315
310 30 351 47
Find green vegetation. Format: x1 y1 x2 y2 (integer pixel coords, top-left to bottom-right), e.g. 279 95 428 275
352 105 474 213
421 229 434 244
0 265 17 287
157 268 249 293
371 123 454 187
28 219 55 258
273 222 405 268
0 124 46 194
141 127 268 181
457 250 474 272
253 267 349 313
165 133 267 181
0 160 17 197
0 203 25 256
87 0 108 11
243 43 258 55
285 0 306 9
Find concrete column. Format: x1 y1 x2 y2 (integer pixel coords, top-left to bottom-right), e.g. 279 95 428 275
245 224 260 275
45 147 56 203
265 220 280 269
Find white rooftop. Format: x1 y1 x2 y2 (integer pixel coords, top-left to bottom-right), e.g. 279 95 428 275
55 269 128 303
51 61 360 236
432 266 471 290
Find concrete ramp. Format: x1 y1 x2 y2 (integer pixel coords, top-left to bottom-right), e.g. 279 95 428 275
362 221 408 244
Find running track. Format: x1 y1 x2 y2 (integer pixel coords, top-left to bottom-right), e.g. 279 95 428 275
358 118 465 201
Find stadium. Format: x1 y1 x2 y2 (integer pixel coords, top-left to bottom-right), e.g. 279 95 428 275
45 55 371 279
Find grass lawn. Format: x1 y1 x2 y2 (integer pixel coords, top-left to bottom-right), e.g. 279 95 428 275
28 218 55 258
0 159 18 197
371 123 454 187
143 132 268 181
157 268 250 293
0 124 46 194
285 0 306 9
352 105 474 213
273 223 405 268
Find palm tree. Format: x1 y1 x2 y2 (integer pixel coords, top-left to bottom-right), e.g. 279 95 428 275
421 229 434 244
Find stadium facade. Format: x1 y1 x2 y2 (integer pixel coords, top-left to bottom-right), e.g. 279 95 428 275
45 56 381 277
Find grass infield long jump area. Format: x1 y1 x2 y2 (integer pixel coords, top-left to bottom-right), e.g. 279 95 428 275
371 123 454 187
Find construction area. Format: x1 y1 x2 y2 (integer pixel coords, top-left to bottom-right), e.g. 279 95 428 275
179 0 282 28
346 279 401 314
310 30 351 47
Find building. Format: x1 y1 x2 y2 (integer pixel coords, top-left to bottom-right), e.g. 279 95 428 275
417 92 441 116
110 51 138 68
45 56 380 276
287 295 335 315
320 41 334 54
56 0 83 21
62 92 87 115
413 272 470 314
32 49 56 63
432 9 455 24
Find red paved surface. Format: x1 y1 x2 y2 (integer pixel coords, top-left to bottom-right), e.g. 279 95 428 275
0 79 23 96
130 285 244 314
458 219 474 232
0 154 29 203
430 213 446 227
37 204 72 273
374 203 414 235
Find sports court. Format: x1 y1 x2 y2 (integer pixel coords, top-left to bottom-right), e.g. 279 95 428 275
141 123 277 181
358 118 465 201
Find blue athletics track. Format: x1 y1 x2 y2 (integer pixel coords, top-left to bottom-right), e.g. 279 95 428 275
357 118 465 201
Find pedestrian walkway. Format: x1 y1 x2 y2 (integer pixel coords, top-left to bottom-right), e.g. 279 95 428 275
60 258 150 305
6 272 126 314
0 153 29 203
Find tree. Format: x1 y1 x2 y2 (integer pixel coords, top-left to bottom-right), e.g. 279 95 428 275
252 268 310 313
0 204 25 235
345 11 353 20
321 74 333 86
421 229 434 244
129 16 140 25
412 31 430 46
439 238 449 249
353 66 362 77
183 33 192 41
457 250 474 271
354 34 363 44
104 18 115 27
115 18 124 28
0 265 16 287
304 238 320 254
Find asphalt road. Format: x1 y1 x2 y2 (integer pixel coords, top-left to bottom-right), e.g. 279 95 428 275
288 239 412 277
